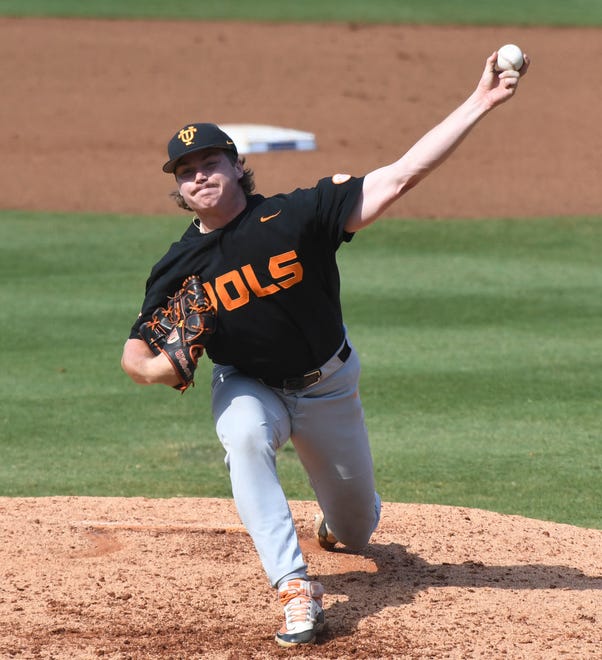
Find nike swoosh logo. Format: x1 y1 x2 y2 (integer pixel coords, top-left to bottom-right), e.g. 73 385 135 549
260 210 282 223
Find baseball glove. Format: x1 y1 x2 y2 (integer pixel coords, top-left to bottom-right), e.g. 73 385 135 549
138 275 216 392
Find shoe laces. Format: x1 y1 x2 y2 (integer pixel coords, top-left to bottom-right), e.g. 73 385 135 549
279 580 323 625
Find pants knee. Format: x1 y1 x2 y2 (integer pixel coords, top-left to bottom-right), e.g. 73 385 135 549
331 492 381 550
336 522 374 550
218 421 277 467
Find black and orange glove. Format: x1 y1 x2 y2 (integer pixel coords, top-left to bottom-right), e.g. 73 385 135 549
138 275 216 392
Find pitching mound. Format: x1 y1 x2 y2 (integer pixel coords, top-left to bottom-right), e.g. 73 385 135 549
1 497 600 658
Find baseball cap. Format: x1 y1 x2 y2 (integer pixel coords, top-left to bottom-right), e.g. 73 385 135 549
162 122 238 173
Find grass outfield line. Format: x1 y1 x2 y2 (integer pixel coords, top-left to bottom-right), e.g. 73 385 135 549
1 210 600 529
0 0 601 26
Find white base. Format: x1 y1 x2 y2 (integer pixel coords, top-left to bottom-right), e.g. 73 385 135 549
219 123 316 154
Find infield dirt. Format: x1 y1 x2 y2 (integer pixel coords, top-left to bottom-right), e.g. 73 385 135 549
2 19 601 218
0 17 601 659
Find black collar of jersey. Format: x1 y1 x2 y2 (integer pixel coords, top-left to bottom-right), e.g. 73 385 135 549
182 194 266 240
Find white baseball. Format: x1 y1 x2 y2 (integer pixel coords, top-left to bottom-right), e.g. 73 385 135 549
495 44 524 72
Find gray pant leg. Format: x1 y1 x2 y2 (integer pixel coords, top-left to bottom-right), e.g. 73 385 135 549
211 365 307 587
287 349 381 549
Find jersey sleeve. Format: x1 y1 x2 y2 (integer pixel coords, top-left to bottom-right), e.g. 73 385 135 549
128 259 182 339
128 225 208 340
314 174 364 246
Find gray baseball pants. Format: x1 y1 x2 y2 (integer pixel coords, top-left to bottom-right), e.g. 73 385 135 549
211 337 381 587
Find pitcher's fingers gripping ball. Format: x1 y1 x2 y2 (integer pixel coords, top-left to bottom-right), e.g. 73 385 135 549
139 275 217 392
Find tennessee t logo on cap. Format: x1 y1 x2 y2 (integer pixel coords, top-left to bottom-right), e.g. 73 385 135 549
163 122 238 173
178 126 198 146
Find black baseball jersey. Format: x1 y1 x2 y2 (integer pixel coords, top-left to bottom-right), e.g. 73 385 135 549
129 174 364 383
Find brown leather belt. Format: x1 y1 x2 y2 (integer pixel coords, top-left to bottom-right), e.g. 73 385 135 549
261 340 351 390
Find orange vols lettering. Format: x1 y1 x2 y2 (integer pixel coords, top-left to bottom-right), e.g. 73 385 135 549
241 264 280 297
209 250 304 311
215 270 250 311
269 250 303 289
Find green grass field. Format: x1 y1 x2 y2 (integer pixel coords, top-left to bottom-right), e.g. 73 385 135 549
1 211 600 529
0 0 601 25
1 1 600 530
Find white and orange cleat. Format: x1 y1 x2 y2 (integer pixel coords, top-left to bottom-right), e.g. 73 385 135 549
275 579 326 647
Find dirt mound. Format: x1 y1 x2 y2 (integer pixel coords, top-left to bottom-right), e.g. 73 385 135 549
1 497 600 658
